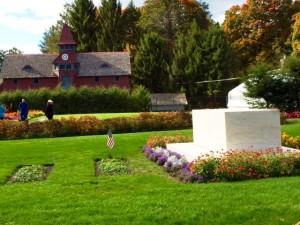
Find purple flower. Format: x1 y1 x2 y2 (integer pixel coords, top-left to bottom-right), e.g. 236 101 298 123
157 155 168 165
177 167 204 183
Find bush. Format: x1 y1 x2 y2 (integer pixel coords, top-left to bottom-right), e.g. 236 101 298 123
0 86 150 113
0 112 192 140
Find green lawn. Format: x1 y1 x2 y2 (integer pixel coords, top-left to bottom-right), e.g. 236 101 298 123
30 112 140 122
281 119 300 137
0 130 299 225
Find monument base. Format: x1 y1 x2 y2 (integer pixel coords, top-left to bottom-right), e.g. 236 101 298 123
167 143 300 162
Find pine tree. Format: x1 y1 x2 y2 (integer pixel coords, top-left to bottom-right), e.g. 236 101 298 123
202 24 237 97
97 0 124 51
39 23 62 53
133 32 169 93
68 0 98 52
122 1 141 50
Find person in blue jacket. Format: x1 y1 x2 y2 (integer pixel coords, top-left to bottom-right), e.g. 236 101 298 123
0 101 6 120
19 98 28 121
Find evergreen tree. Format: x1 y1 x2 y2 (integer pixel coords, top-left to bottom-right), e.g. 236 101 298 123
39 23 62 53
133 32 169 93
68 0 98 52
171 21 206 98
122 1 141 51
97 0 124 51
202 25 238 97
170 33 189 93
184 21 206 98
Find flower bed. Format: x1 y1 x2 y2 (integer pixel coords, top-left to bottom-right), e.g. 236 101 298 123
94 158 133 176
141 146 203 183
283 111 300 118
7 164 53 184
144 135 300 183
190 148 300 182
4 110 44 120
282 133 300 149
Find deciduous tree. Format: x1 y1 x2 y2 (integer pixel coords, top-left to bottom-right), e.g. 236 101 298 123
138 0 210 49
223 0 298 68
291 12 300 55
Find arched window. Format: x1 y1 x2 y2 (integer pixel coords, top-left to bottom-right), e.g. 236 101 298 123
23 65 33 70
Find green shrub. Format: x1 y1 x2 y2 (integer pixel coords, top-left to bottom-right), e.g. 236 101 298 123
0 86 150 113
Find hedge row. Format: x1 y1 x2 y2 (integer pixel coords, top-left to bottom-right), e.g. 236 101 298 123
0 85 150 114
0 112 192 140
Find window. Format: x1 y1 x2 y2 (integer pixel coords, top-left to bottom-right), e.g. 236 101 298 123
33 78 39 84
13 79 18 84
114 76 120 82
101 63 109 68
74 64 79 70
23 65 33 70
94 77 100 83
59 64 66 70
66 64 72 70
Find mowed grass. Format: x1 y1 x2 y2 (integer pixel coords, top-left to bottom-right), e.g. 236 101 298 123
54 112 140 120
0 129 300 225
281 119 300 137
30 112 140 122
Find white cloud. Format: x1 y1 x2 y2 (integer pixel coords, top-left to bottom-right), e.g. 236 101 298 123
0 0 74 35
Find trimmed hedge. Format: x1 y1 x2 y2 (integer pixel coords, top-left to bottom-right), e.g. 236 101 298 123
0 112 192 140
0 85 150 114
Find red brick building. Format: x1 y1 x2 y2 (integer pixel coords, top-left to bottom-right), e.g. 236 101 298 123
0 24 131 91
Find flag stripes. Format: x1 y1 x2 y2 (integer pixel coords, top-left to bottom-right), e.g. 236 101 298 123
107 130 114 148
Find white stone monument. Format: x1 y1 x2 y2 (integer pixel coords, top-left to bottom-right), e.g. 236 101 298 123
227 83 266 109
167 108 282 162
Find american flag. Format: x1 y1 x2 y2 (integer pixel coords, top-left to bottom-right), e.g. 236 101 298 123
107 130 114 148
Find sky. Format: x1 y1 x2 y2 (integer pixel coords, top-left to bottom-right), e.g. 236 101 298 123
0 0 246 54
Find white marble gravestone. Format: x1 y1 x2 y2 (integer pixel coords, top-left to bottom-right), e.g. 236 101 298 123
167 108 282 161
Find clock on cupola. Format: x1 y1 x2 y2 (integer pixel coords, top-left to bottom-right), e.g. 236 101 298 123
62 53 69 61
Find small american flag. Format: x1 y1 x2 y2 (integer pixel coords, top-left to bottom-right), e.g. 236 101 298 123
107 130 114 149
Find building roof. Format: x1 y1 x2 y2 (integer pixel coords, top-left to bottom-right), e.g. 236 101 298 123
77 52 131 77
0 52 131 79
59 24 76 45
0 54 58 78
151 93 188 105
